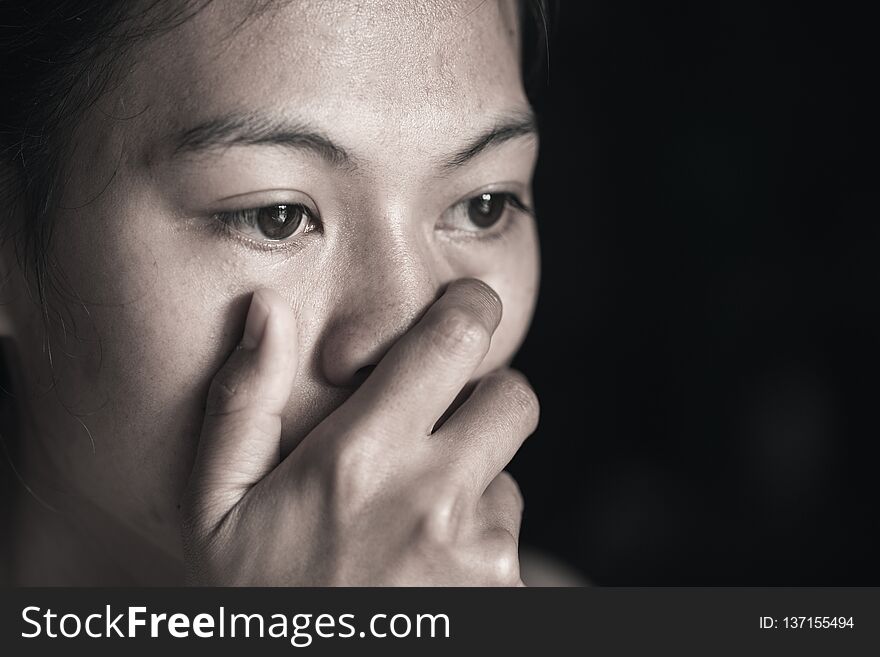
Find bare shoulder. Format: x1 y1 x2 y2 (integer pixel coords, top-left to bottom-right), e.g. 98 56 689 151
520 547 590 587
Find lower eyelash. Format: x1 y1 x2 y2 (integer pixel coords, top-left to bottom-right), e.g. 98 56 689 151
446 199 530 245
476 212 518 242
206 214 306 254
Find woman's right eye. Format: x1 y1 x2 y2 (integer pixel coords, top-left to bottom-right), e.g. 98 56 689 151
214 204 318 243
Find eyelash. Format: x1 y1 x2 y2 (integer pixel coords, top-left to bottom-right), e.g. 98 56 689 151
208 191 533 251
210 204 321 252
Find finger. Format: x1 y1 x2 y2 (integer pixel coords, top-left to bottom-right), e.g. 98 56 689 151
477 471 525 541
469 526 522 587
184 288 299 530
437 368 539 496
341 278 502 436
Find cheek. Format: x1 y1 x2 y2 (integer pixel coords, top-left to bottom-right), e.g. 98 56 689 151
450 220 540 374
37 210 247 550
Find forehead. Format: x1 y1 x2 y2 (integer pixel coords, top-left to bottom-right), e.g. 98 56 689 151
126 0 527 156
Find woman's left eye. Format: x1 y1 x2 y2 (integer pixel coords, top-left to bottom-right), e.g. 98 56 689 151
213 203 318 243
468 193 508 228
442 192 532 234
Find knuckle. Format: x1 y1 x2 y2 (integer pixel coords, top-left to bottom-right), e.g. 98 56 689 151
495 371 540 431
206 365 251 416
411 485 464 546
428 307 490 361
206 378 237 413
322 436 376 507
486 530 521 585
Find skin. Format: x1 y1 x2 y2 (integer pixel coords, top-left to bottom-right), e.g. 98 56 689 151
0 0 541 585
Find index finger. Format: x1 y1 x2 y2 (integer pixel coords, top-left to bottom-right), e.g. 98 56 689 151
435 368 540 497
337 277 502 436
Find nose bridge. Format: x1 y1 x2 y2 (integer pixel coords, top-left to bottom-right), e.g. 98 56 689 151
318 215 444 387
364 231 436 314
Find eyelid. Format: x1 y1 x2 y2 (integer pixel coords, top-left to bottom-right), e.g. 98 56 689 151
448 186 534 218
207 188 320 217
209 192 322 252
210 208 316 253
494 192 533 216
215 204 318 230
452 182 532 211
436 189 533 241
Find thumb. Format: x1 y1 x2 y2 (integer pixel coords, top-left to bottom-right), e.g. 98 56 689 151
184 288 299 531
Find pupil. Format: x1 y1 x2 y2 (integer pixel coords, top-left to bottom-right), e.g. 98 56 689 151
258 205 303 240
468 193 504 228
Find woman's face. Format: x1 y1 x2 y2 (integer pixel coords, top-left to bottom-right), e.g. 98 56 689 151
5 0 539 565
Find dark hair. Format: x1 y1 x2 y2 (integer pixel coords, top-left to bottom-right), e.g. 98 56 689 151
0 1 218 309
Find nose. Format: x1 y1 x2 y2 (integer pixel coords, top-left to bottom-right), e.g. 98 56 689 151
318 239 444 388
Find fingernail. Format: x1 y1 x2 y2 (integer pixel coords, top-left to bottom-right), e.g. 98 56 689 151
241 291 270 350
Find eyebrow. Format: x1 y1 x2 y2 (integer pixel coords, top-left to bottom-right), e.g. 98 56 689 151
169 110 537 171
438 111 537 171
172 114 351 166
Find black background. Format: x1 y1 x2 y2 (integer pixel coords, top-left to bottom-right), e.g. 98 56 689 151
510 0 878 584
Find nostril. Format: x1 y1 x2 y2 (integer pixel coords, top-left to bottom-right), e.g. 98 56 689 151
351 364 376 387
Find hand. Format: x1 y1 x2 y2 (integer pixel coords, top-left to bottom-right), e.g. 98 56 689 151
181 279 539 585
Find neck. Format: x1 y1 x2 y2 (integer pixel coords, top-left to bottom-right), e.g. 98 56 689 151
9 429 185 587
2 338 185 586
